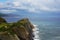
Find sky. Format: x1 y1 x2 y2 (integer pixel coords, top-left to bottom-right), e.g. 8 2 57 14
0 0 7 2
0 0 60 13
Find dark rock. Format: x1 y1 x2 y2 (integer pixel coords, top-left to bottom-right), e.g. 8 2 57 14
0 17 6 24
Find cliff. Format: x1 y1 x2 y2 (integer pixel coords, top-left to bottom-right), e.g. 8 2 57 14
0 17 35 40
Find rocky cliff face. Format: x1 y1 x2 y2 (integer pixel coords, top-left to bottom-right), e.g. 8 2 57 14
0 17 34 40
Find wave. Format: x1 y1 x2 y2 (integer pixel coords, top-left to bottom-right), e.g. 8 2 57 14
33 24 40 40
33 24 38 27
33 24 39 31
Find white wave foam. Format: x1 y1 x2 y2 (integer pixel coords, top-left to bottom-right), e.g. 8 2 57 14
33 24 39 32
34 35 39 38
33 28 39 32
33 24 38 27
34 39 40 40
35 28 39 31
33 24 40 40
33 31 39 34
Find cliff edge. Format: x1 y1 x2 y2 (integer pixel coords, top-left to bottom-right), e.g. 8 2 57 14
0 17 35 40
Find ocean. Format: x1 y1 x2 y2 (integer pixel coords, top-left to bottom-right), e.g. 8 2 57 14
3 15 60 40
32 20 60 40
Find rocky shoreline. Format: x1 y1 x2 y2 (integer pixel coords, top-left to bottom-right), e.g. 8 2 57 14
0 17 35 40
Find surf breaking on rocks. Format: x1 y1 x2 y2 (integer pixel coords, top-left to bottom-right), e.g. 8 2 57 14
33 24 40 40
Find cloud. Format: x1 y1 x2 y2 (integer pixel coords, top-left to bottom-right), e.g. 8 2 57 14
0 0 60 12
0 2 4 8
12 0 60 12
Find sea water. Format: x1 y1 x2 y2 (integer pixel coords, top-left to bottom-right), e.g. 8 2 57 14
32 20 60 40
3 16 60 40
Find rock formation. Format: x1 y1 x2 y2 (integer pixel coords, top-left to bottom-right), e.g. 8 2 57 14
0 17 35 40
0 17 6 24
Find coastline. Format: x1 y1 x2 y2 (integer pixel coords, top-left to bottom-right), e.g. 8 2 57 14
0 17 37 40
33 24 40 40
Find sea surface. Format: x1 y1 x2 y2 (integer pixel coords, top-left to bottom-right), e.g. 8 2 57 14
3 15 60 40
